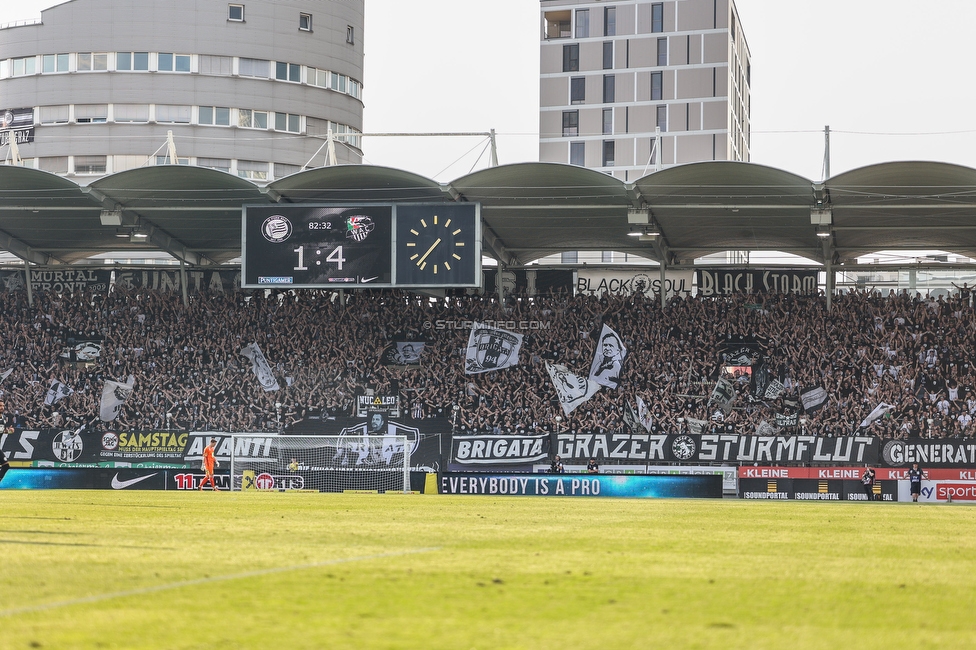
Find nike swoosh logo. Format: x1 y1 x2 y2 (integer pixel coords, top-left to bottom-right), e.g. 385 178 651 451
361 276 379 283
111 473 158 490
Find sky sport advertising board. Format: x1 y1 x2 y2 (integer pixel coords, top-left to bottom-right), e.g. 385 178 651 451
439 473 722 498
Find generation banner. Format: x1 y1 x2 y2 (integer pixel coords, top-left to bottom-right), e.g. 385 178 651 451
575 269 694 299
695 268 820 296
878 438 976 468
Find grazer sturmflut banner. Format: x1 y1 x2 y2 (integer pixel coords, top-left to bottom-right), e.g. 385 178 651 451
554 433 879 465
695 268 819 296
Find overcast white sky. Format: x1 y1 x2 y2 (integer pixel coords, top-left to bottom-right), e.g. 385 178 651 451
4 0 976 182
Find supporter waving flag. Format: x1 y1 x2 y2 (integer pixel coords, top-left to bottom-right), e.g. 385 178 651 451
240 342 280 391
588 324 627 389
546 362 600 416
859 402 895 429
44 379 74 406
636 395 654 432
99 375 134 422
464 322 523 374
708 377 736 414
799 386 829 414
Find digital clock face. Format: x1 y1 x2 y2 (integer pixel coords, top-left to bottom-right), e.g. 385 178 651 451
395 203 479 286
243 205 393 287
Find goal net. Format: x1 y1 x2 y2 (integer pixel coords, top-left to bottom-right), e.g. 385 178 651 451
228 434 411 493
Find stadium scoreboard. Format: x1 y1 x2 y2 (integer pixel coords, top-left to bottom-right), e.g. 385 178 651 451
242 203 481 289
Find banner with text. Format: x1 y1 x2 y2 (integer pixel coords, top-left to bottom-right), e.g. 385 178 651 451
576 269 694 299
695 268 820 297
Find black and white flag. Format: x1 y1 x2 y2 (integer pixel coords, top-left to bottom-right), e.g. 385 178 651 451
240 342 280 392
708 377 736 414
380 342 425 366
100 375 135 422
800 386 829 414
546 362 600 416
637 395 653 432
588 324 627 389
464 322 522 374
859 402 895 429
44 379 74 405
622 401 640 432
686 418 709 435
764 379 786 400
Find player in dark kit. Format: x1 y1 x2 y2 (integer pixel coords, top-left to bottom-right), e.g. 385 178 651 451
908 462 923 502
0 447 9 485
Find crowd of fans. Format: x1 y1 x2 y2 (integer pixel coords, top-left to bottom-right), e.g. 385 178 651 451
0 282 973 440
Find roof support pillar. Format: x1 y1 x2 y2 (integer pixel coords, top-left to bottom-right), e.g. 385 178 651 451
180 258 188 308
24 258 32 308
497 261 506 303
660 259 667 310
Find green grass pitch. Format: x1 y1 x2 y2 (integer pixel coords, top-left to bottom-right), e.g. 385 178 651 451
1 491 974 649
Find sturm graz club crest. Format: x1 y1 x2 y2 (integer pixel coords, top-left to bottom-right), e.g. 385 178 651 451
261 215 293 243
671 435 697 461
53 429 84 463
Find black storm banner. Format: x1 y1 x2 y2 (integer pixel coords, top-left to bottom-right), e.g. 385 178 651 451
695 268 820 296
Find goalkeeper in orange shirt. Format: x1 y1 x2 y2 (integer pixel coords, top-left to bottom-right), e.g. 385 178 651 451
199 437 219 491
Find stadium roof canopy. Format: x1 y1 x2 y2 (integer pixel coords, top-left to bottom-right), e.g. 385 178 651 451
2 160 976 267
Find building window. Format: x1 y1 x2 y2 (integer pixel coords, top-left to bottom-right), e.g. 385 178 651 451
299 13 312 31
198 157 231 172
74 104 108 123
238 160 268 180
651 71 663 100
11 57 37 77
346 25 355 45
570 141 585 167
561 251 578 264
651 3 664 33
602 108 613 135
562 111 579 137
657 38 668 66
199 55 232 76
228 4 244 21
155 105 192 124
117 52 149 71
563 44 579 72
77 53 108 71
570 77 585 104
274 112 301 133
603 42 613 70
575 9 589 38
39 105 69 124
156 155 189 166
42 54 69 73
239 58 270 78
602 140 615 167
113 104 150 123
275 162 301 179
73 155 107 175
238 109 269 129
158 53 191 72
275 62 301 83
199 106 231 126
603 75 615 103
330 71 347 92
604 7 616 36
656 105 667 131
38 156 68 174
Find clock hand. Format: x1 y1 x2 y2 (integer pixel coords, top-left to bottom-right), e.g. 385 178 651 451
416 237 442 266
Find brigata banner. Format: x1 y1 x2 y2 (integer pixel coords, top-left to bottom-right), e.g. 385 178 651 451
878 438 976 468
439 473 722 498
695 268 819 296
451 434 550 466
554 433 878 464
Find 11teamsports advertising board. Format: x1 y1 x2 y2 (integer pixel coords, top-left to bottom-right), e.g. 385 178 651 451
242 203 481 288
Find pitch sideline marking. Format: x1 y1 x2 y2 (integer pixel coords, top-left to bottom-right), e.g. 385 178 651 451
0 546 441 618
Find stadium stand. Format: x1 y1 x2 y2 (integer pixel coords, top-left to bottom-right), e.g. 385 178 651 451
0 283 972 440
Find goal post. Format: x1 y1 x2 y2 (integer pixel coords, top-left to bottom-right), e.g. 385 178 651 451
228 434 411 493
